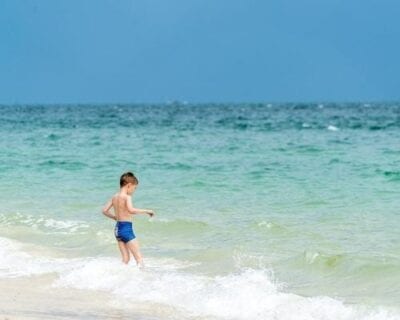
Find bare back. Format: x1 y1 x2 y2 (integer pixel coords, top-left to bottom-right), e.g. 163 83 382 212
112 192 132 221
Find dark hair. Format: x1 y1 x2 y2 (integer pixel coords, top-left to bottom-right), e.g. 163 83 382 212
120 172 139 187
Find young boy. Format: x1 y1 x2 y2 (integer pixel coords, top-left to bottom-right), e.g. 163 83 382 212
102 172 154 267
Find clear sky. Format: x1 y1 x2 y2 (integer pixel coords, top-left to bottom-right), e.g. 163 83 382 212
1 0 399 104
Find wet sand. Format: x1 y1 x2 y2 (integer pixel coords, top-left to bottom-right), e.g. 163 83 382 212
0 275 141 320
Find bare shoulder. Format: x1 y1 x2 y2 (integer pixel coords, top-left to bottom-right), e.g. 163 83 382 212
114 192 130 200
112 192 124 201
111 193 118 199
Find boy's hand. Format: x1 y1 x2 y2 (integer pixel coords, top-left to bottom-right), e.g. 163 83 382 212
147 210 155 217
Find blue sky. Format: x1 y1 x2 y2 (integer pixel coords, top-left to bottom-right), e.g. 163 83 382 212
1 0 399 104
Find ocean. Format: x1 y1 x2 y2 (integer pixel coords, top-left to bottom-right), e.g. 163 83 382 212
0 103 399 319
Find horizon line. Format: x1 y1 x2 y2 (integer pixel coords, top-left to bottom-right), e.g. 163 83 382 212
1 99 400 107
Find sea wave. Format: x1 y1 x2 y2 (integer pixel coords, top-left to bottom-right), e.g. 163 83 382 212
0 236 72 277
292 250 400 273
52 258 400 320
0 236 398 320
2 103 400 132
0 212 90 234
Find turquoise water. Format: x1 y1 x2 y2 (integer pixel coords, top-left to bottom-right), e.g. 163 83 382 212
0 103 399 319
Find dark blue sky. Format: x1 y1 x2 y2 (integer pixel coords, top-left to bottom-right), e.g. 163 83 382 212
1 0 399 104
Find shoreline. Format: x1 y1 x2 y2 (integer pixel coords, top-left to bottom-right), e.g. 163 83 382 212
1 272 399 320
0 275 136 320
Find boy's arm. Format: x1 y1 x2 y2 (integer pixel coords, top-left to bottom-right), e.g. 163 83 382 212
102 199 117 220
126 195 154 217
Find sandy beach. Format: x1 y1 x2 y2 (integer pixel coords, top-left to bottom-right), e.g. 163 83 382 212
0 275 133 320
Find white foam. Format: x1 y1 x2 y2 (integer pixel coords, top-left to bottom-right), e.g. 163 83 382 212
1 236 398 320
305 251 321 264
0 212 90 234
53 255 399 320
42 218 88 232
327 125 339 131
0 237 74 277
258 220 271 227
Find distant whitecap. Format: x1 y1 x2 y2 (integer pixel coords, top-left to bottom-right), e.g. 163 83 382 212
327 125 339 131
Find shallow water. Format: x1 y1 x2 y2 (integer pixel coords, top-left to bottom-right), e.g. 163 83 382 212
0 103 399 319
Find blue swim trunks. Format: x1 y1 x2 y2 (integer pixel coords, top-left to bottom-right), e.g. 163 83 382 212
114 221 136 243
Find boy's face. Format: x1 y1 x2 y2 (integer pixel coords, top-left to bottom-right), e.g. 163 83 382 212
127 183 137 195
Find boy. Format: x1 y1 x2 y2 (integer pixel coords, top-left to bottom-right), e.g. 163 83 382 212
102 172 154 267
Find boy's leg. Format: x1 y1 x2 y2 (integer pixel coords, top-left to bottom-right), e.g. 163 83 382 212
126 239 144 267
117 240 130 264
